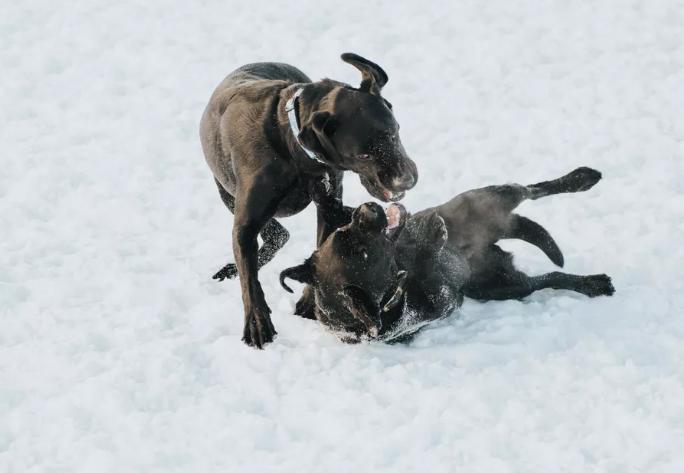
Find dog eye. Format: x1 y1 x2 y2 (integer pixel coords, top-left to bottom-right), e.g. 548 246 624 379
357 154 371 160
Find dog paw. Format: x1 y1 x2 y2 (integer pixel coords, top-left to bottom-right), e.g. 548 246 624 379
242 305 277 349
309 174 333 202
579 274 615 297
426 213 448 249
212 263 238 281
568 167 602 192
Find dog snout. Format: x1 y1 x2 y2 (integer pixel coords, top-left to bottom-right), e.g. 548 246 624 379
359 202 383 220
355 202 388 231
391 171 416 191
380 155 418 193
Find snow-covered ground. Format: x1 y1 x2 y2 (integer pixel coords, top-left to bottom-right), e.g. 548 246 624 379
2 1 683 471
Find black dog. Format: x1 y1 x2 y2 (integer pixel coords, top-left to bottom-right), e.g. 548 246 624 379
200 53 418 347
280 168 615 342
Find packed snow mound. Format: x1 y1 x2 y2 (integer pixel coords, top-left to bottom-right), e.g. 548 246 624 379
2 1 683 472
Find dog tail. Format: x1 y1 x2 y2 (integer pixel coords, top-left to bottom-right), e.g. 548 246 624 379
279 259 314 294
279 271 294 293
508 214 564 267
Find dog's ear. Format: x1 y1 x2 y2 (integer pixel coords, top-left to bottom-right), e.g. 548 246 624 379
298 111 337 151
341 52 388 95
341 285 381 337
280 259 314 293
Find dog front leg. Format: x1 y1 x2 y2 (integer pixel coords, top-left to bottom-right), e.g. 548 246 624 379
294 173 351 320
233 221 276 348
232 179 291 348
310 171 352 244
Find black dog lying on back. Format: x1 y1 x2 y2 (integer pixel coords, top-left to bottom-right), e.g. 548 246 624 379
280 167 615 342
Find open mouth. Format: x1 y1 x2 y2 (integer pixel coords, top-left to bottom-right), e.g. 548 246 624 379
385 204 402 229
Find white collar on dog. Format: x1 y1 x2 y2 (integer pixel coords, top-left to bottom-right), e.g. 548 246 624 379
285 88 326 164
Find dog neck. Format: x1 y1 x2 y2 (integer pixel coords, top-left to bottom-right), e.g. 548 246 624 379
284 88 329 165
278 84 347 175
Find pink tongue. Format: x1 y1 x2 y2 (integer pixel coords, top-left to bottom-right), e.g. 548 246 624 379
385 205 400 229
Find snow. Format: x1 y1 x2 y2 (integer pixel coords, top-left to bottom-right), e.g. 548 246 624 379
2 0 683 471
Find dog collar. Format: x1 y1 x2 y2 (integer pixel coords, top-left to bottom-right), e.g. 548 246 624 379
285 88 326 164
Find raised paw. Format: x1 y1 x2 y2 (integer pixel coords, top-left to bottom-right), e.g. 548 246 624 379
567 167 602 192
242 305 277 349
426 213 448 249
579 274 615 297
309 173 333 202
212 263 238 281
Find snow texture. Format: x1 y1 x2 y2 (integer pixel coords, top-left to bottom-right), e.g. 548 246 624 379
2 1 683 472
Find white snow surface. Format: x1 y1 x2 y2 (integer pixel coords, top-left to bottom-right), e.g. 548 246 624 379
2 1 684 472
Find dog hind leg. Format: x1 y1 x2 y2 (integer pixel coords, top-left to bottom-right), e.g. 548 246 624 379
215 178 236 212
529 272 615 297
467 169 600 269
465 270 615 300
256 219 290 267
527 167 602 200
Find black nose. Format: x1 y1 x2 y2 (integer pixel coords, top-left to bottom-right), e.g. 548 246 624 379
359 202 383 219
355 202 387 232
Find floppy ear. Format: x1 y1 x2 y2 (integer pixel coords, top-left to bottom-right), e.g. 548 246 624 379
298 111 336 151
279 259 314 293
341 285 381 337
341 52 389 95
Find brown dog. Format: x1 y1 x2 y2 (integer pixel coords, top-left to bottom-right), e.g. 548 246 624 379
200 53 418 348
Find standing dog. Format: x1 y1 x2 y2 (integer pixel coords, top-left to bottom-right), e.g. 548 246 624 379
280 168 615 341
200 53 418 348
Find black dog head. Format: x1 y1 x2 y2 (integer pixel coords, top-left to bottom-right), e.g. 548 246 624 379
280 202 407 338
298 53 418 202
